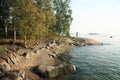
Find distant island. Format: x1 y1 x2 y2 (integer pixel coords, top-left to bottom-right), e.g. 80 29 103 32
89 33 99 35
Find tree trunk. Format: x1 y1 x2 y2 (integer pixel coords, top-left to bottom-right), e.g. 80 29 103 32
13 27 16 44
4 19 8 38
24 33 27 46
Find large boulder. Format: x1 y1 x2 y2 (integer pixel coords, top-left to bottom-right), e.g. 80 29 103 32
34 63 76 78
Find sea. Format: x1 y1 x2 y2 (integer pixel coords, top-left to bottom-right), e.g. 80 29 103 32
58 34 120 80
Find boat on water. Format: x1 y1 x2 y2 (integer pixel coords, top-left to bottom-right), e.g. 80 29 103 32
110 36 112 38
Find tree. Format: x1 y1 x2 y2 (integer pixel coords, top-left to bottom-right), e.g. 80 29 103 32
0 0 10 38
34 0 56 35
52 0 73 36
11 0 48 44
9 0 20 43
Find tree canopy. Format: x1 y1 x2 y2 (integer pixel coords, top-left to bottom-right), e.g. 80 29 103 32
0 0 73 43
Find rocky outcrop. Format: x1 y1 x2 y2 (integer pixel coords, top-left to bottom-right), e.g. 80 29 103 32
59 37 99 47
0 52 19 71
69 37 99 46
0 58 10 70
83 38 99 45
34 63 76 78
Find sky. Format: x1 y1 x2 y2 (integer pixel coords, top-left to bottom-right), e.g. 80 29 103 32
70 0 120 34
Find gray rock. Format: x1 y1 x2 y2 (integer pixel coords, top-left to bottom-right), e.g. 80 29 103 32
14 70 26 79
35 42 39 46
34 64 76 78
40 47 45 50
10 54 18 64
81 43 86 46
46 46 50 49
0 59 10 70
50 46 54 49
70 43 74 46
34 50 40 54
22 52 30 58
48 53 57 58
29 47 34 50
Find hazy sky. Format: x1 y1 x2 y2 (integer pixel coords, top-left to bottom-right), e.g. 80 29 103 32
70 0 120 34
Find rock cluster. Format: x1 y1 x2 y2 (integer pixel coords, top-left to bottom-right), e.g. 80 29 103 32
0 52 19 70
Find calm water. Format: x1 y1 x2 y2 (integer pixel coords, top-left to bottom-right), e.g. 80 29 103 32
58 34 120 80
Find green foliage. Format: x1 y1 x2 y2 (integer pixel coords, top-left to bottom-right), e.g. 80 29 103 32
52 0 73 36
35 0 56 35
0 45 5 52
0 0 73 41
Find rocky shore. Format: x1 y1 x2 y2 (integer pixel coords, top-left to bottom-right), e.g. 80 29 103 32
0 37 99 80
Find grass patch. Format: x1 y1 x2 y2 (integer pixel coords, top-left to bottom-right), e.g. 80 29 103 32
0 45 5 52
